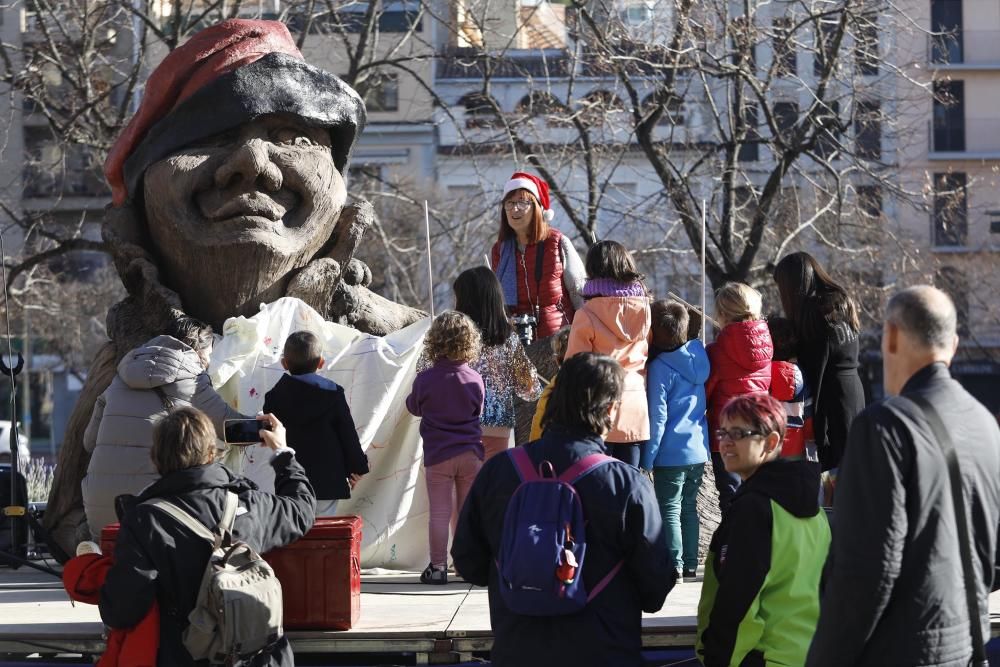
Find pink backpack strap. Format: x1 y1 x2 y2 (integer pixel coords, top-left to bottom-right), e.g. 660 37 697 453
559 453 615 484
509 447 539 482
587 561 624 601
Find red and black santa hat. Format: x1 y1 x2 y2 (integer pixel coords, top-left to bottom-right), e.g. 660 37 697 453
105 19 367 206
502 171 555 222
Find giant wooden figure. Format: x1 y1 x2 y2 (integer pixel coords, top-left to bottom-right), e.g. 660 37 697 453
44 20 425 554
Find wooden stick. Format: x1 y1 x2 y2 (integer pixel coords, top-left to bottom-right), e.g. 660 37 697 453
424 201 435 318
668 291 721 330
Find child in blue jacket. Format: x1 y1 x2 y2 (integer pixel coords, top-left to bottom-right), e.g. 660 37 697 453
641 300 710 581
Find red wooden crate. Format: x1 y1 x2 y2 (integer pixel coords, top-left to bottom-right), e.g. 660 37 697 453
100 515 363 631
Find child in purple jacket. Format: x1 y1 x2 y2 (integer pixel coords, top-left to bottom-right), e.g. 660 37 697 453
406 311 485 585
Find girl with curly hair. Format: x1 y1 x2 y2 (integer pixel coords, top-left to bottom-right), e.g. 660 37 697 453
406 311 485 585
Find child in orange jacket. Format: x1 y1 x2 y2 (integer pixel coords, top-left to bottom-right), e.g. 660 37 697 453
565 240 651 465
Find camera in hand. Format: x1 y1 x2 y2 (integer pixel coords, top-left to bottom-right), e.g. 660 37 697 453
511 312 538 347
224 419 271 446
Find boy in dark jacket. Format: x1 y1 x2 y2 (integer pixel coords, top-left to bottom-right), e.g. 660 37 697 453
697 393 828 667
452 353 674 667
264 330 368 515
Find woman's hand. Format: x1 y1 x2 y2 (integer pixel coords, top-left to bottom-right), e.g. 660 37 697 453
257 413 288 451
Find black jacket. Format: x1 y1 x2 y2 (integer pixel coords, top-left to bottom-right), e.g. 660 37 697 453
806 363 1000 667
697 459 828 667
99 453 316 666
451 426 675 667
263 374 368 500
798 321 866 471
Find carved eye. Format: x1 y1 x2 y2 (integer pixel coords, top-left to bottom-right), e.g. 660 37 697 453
272 127 318 147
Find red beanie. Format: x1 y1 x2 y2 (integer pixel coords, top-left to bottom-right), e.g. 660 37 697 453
503 172 554 222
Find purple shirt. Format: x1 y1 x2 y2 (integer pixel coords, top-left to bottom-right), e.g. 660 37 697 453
406 359 485 466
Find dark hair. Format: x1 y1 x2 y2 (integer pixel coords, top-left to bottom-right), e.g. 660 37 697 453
651 300 689 351
283 330 324 375
454 266 514 347
165 316 214 352
151 406 217 474
584 240 644 283
497 188 549 245
767 315 798 361
719 393 787 444
541 353 624 436
886 285 957 351
773 251 860 341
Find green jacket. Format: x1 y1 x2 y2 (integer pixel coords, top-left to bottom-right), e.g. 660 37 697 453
697 459 831 666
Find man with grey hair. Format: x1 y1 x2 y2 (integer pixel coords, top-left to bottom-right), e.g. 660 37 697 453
807 285 1000 667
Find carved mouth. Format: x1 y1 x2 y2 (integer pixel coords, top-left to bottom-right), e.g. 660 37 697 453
200 192 288 223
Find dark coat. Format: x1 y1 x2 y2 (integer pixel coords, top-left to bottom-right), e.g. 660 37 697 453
263 374 368 500
99 453 316 666
451 425 675 667
797 321 865 470
806 363 1000 667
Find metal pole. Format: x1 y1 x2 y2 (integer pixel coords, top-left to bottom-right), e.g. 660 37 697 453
21 305 30 449
424 201 435 318
701 199 707 343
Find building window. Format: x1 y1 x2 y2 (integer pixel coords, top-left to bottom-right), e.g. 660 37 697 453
365 73 399 112
930 0 963 63
932 172 967 246
772 18 796 77
813 100 841 160
736 103 759 162
774 101 798 143
854 100 881 160
857 185 882 219
854 14 879 75
989 210 1000 235
932 80 965 152
459 92 501 129
814 20 838 77
937 266 970 336
730 16 756 70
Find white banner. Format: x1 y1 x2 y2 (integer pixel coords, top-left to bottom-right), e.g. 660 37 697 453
208 297 433 570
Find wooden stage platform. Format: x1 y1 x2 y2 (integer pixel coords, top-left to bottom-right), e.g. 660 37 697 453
2 566 1000 664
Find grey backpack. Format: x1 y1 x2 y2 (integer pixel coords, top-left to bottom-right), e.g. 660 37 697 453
145 491 284 664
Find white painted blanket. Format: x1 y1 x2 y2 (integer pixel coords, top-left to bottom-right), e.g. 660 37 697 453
208 297 433 570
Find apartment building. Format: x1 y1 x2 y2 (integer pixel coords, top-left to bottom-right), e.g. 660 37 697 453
895 0 1000 411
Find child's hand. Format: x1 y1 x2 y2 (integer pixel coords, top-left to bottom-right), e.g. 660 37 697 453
349 473 364 489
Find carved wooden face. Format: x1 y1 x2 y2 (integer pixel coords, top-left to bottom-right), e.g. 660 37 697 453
142 113 346 328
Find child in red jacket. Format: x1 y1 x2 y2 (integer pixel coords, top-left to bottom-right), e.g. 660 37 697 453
706 283 774 514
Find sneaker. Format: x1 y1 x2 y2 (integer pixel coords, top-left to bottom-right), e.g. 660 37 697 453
675 568 683 582
420 563 448 585
683 568 699 583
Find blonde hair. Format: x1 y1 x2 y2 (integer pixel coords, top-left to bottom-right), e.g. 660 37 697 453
423 311 482 363
551 326 572 363
715 282 763 324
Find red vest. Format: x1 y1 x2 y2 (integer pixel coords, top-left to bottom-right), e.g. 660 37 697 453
491 229 575 339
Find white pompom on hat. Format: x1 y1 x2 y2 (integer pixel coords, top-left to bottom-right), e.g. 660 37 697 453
502 171 555 222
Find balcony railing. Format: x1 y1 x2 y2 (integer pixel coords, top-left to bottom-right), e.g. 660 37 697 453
928 118 1000 155
928 30 1000 67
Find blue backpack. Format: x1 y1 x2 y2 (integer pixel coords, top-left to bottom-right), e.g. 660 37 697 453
497 447 624 616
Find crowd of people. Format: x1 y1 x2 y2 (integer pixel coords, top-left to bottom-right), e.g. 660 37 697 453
68 171 1000 667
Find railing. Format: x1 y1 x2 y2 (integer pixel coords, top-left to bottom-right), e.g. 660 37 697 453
928 118 1000 154
927 30 1000 67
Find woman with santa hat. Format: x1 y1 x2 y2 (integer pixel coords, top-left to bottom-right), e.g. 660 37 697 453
490 172 586 340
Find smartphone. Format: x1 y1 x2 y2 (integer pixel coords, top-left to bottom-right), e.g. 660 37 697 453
224 419 270 446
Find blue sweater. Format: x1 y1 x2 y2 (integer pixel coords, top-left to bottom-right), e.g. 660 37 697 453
640 340 711 469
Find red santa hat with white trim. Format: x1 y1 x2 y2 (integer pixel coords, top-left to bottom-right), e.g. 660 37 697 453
503 171 555 222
